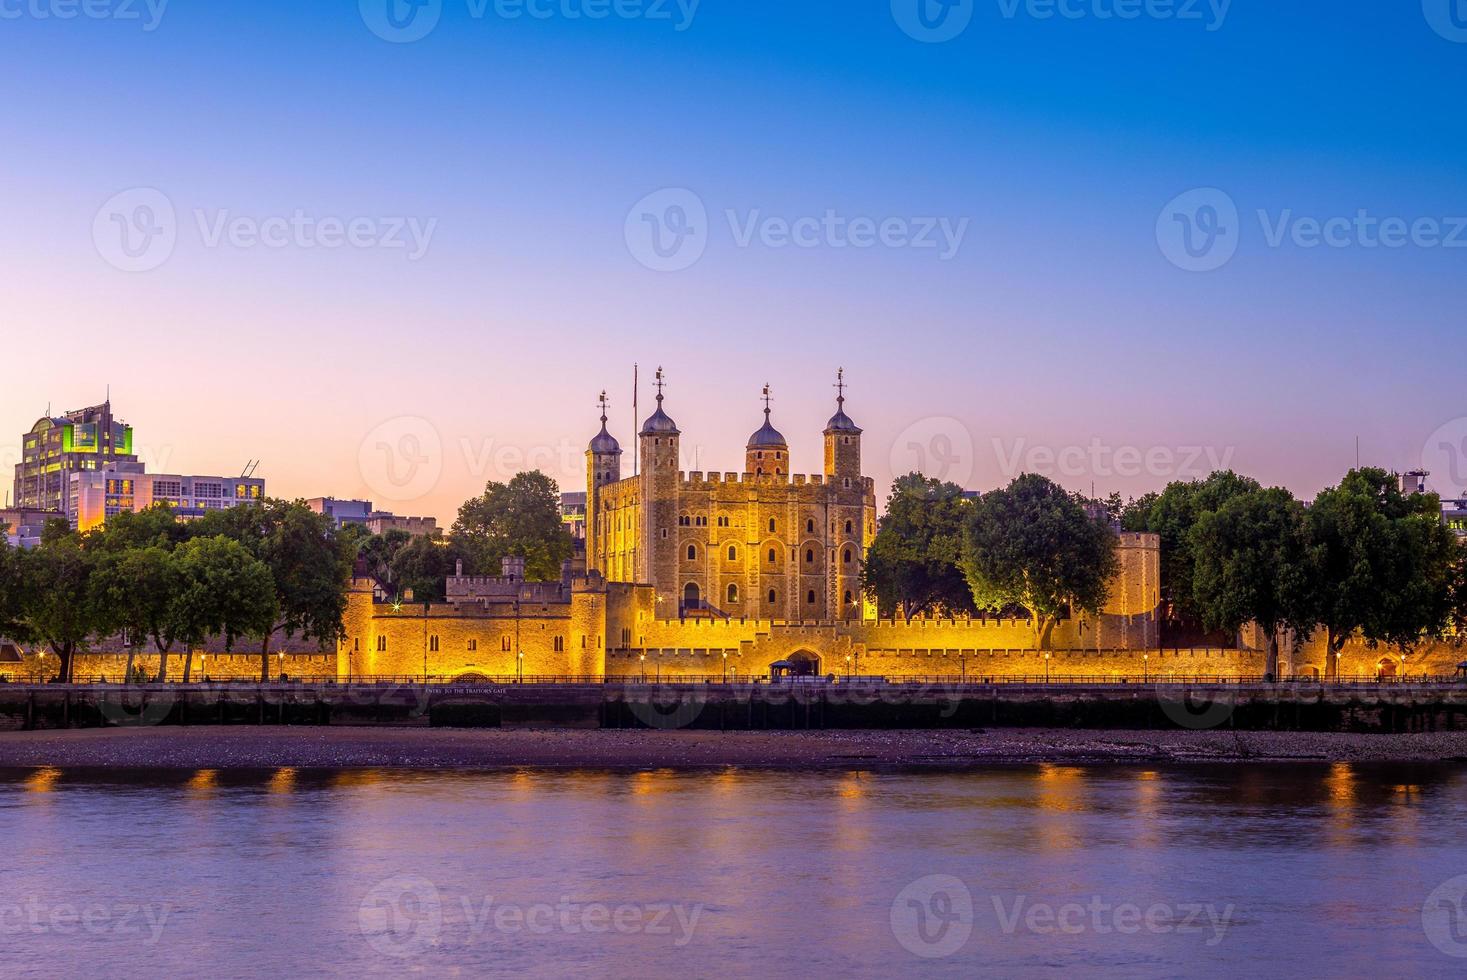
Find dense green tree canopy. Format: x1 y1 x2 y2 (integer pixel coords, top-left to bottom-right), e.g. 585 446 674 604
961 474 1118 650
1191 486 1314 679
861 474 975 620
452 472 572 582
1305 468 1459 661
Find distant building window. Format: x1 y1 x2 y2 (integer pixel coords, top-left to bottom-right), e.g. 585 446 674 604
768 518 776 532
376 636 386 652
844 590 853 605
429 636 439 652
554 636 564 652
843 548 852 564
806 519 814 533
468 639 477 652
845 520 853 533
727 584 739 603
502 636 512 652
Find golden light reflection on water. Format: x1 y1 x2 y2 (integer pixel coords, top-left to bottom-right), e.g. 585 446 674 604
187 769 218 795
25 767 61 794
1034 764 1087 850
1323 762 1356 847
268 768 297 795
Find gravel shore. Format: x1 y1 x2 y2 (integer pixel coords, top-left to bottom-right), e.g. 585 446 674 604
1 726 1466 770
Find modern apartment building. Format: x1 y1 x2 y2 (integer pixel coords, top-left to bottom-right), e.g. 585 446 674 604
70 469 265 532
13 401 138 516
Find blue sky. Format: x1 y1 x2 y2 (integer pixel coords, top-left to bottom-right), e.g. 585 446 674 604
2 1 1464 519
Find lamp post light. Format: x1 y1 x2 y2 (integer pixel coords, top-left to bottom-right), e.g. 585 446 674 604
640 653 646 683
277 650 285 682
1043 652 1051 684
1142 653 1149 683
517 651 525 684
722 651 729 684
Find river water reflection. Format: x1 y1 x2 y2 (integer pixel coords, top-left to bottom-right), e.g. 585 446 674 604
2 764 1466 977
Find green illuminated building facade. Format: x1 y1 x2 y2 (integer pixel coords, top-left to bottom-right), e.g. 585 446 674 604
13 401 139 516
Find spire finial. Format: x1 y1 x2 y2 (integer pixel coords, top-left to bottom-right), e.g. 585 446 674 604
834 367 846 407
762 383 772 418
655 366 665 403
598 390 609 425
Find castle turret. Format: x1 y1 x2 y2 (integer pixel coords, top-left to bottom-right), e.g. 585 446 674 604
745 384 788 480
823 368 862 486
586 391 622 574
638 367 680 588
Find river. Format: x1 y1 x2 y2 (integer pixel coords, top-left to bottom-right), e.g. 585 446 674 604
3 764 1465 977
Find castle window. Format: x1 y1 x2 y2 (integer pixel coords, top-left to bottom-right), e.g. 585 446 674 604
429 636 439 652
843 478 851 489
376 636 386 652
717 516 729 527
687 544 697 561
679 515 690 526
843 436 850 445
843 548 852 564
806 590 816 605
806 519 815 533
468 639 477 652
554 636 564 652
805 549 814 564
845 520 853 533
727 584 739 603
844 590 853 605
768 518 776 532
767 548 776 563
727 546 737 562
768 589 777 604
502 636 512 652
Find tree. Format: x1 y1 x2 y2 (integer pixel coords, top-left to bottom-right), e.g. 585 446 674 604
389 532 471 603
1191 487 1314 680
961 474 1119 650
1127 471 1261 619
192 500 351 682
452 472 572 582
90 546 182 684
0 535 29 643
89 504 187 554
172 536 278 682
1305 469 1459 674
22 530 99 682
861 474 975 620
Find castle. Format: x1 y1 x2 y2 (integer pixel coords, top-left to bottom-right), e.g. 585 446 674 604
585 369 878 622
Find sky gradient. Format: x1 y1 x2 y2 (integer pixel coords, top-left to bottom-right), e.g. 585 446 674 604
2 1 1465 521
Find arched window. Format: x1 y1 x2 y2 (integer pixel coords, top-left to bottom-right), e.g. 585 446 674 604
806 519 815 533
806 590 816 605
727 546 737 562
768 518 776 532
844 590 853 605
767 548 776 563
727 584 739 604
844 520 853 533
843 548 852 564
686 544 697 561
805 549 814 564
768 589 777 604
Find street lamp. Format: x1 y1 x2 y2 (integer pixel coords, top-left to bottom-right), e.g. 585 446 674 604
277 650 285 681
722 651 729 683
1043 652 1051 684
517 651 525 684
1142 653 1148 683
640 653 646 683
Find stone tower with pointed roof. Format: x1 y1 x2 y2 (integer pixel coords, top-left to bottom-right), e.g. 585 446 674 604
586 369 877 623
